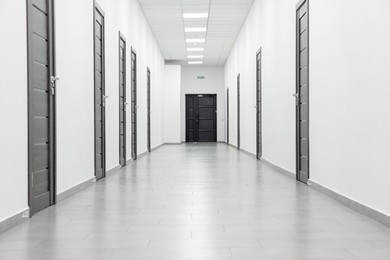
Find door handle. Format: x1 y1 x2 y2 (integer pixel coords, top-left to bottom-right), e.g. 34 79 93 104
50 76 59 95
293 93 299 106
103 95 108 107
51 76 60 84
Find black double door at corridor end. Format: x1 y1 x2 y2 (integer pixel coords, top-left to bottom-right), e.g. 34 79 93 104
186 94 217 142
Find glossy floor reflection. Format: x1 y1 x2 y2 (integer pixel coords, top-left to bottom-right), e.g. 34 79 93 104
1 143 390 259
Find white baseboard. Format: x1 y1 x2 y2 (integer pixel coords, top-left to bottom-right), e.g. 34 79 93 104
57 177 96 202
308 180 390 228
0 208 29 235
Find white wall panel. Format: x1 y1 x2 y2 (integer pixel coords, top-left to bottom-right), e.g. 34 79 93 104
0 0 29 221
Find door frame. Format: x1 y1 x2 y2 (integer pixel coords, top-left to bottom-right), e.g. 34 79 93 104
147 67 151 152
296 0 310 183
185 94 217 142
237 73 240 150
27 0 57 215
256 48 262 160
119 31 127 166
131 47 137 160
94 1 106 180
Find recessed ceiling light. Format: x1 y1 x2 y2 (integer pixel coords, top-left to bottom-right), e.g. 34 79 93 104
183 13 208 19
186 39 206 43
187 48 204 52
185 27 207 32
188 55 204 59
188 61 203 65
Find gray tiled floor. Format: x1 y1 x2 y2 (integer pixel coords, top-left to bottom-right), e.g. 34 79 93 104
1 143 390 259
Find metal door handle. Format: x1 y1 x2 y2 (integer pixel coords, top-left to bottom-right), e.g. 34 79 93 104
103 95 108 107
125 102 129 106
293 93 299 106
51 76 60 84
50 76 59 95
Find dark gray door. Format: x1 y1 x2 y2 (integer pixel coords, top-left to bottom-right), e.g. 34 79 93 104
94 3 106 180
296 0 309 184
256 49 262 160
227 88 229 144
237 74 240 150
119 32 127 166
131 48 137 160
27 0 56 215
147 68 151 152
186 94 217 142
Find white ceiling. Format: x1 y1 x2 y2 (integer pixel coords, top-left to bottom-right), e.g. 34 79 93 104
138 0 254 66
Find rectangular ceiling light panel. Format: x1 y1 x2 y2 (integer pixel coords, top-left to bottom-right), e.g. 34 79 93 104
186 39 206 43
188 61 203 65
183 13 208 19
185 27 207 32
188 55 204 59
187 48 205 52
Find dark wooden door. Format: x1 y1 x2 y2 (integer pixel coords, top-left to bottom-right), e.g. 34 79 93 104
94 3 106 181
227 88 229 144
131 48 137 160
27 0 56 215
256 50 262 160
296 0 309 184
119 33 126 166
186 94 217 142
237 74 241 150
147 68 151 152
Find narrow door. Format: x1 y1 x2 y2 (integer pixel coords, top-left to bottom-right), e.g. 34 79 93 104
296 0 309 184
227 88 229 144
147 68 151 152
119 33 127 166
27 0 57 215
131 48 137 160
256 49 262 160
94 3 106 180
186 94 217 142
237 74 241 150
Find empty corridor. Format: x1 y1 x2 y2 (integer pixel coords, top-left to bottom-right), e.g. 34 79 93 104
1 144 390 259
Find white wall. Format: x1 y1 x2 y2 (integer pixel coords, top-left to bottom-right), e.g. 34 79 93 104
55 0 166 194
310 0 390 216
0 0 166 221
225 0 296 172
0 0 29 221
181 67 225 142
55 0 95 194
226 0 390 216
163 65 182 143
